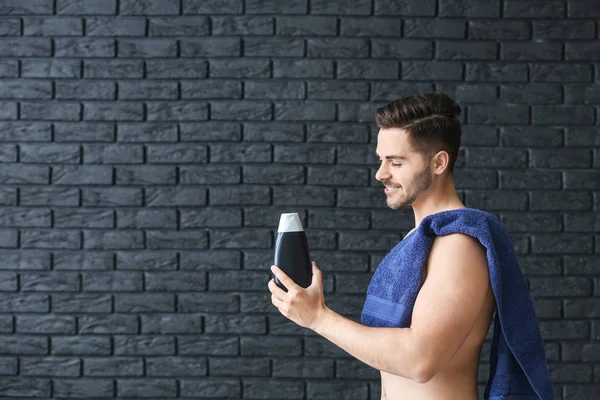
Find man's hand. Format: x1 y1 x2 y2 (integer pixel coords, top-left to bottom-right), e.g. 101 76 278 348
268 261 328 331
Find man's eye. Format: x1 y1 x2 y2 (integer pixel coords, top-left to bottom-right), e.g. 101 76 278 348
391 163 402 167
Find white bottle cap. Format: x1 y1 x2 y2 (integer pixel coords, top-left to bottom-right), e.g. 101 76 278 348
277 213 304 232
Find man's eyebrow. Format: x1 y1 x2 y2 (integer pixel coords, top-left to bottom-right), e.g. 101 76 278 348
376 154 407 160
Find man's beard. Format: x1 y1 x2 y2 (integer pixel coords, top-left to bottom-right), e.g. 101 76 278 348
386 164 432 210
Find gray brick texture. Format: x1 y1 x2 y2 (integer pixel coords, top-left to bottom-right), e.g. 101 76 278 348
0 0 598 399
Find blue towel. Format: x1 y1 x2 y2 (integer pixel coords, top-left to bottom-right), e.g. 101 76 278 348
361 208 554 400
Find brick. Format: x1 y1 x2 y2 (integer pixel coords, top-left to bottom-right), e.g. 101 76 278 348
180 379 241 398
568 0 600 17
500 84 561 104
341 17 401 37
181 37 240 57
181 80 241 99
376 0 435 16
533 20 595 39
212 16 272 35
499 170 561 189
86 16 145 36
54 251 113 271
244 37 304 57
503 1 564 18
17 315 75 334
54 379 114 397
55 38 114 57
56 80 115 100
21 230 80 249
274 101 335 121
21 187 78 206
402 61 463 81
0 0 53 14
84 144 143 164
205 315 266 334
308 81 368 100
466 63 527 82
54 209 113 229
141 314 203 333
22 59 80 78
183 0 243 14
0 60 18 77
529 277 592 297
503 42 562 61
245 0 306 14
22 102 81 121
530 191 592 211
337 359 381 379
500 127 562 147
209 229 271 249
338 60 399 80
145 271 206 291
120 0 179 14
438 40 497 60
564 212 600 232
532 105 594 125
465 148 527 168
0 164 49 184
52 336 111 355
530 63 592 82
145 187 206 207
178 293 238 313
117 123 176 143
404 19 464 38
243 165 304 184
243 379 305 399
82 187 142 207
57 0 116 14
118 38 177 57
83 102 143 121
530 149 591 168
84 357 143 376
373 39 432 59
273 359 334 378
469 20 529 40
307 381 368 399
0 378 50 397
149 16 209 36
274 59 333 78
564 170 600 189
84 60 143 78
114 293 174 313
52 294 112 313
52 165 113 185
24 16 82 36
308 166 368 186
540 321 588 339
311 0 370 15
0 38 50 56
146 230 208 249
531 234 593 254
114 336 175 355
469 105 529 124
212 100 270 121
0 18 20 35
565 84 600 104
83 230 144 250
209 357 269 376
565 127 600 146
465 190 527 210
307 38 369 58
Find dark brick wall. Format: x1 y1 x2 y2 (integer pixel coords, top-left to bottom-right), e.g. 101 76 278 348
0 0 598 399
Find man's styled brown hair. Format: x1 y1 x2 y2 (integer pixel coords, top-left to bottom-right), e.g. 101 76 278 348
375 92 462 173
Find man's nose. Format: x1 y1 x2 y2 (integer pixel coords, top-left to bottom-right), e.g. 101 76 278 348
375 163 390 182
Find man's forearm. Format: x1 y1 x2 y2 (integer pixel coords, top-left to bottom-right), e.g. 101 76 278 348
312 307 425 381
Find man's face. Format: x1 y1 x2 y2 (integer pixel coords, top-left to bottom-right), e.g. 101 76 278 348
375 128 432 210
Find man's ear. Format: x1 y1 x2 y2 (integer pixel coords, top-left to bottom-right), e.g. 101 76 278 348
432 150 450 175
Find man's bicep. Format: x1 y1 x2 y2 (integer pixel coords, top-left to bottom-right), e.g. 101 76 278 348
409 234 490 374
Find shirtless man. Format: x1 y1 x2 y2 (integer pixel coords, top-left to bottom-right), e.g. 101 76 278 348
268 93 496 399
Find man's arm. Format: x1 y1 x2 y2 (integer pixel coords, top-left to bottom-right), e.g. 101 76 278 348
313 233 490 382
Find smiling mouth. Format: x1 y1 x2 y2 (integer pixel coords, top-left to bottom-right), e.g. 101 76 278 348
384 186 400 193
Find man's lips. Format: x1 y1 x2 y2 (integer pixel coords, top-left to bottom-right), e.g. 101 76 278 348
384 186 400 194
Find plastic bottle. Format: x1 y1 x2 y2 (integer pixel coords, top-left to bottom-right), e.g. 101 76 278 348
273 213 312 292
